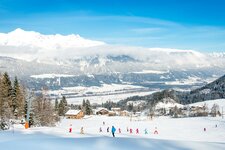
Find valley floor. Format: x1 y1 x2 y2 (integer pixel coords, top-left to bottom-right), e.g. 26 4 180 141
1 116 225 150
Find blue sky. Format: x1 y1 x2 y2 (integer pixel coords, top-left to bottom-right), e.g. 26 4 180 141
0 0 225 52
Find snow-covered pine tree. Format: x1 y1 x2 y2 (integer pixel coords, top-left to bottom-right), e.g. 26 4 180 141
0 72 13 119
82 99 86 113
127 103 133 112
173 105 179 118
12 76 25 119
0 74 3 119
85 100 92 115
54 98 59 112
58 96 68 116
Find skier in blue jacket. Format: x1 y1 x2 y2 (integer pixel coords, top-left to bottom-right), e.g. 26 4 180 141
111 126 116 137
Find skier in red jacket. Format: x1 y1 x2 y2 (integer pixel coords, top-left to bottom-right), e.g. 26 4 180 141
136 128 139 134
69 124 72 133
130 128 133 134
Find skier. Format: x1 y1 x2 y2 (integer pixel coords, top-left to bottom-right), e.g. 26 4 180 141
99 127 102 132
69 124 72 133
103 121 105 125
80 127 84 134
136 128 139 134
107 127 109 132
112 126 116 137
215 124 218 128
144 128 148 134
119 128 121 133
204 128 206 132
154 127 158 134
130 128 133 134
127 127 129 132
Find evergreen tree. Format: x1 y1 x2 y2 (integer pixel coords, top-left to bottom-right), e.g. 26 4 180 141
58 96 68 116
173 106 179 118
0 74 3 118
62 96 67 106
82 99 86 112
54 98 59 112
24 99 28 119
29 112 34 127
78 105 81 110
12 78 17 115
85 100 92 115
0 72 13 120
127 103 133 112
12 77 25 118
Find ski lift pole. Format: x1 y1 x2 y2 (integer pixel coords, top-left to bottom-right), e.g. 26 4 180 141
25 90 32 129
222 107 224 119
12 121 14 134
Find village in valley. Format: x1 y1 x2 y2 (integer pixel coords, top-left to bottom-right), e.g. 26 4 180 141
64 98 223 120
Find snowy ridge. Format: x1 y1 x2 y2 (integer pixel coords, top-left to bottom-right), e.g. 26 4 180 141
209 52 225 58
132 70 168 74
0 28 105 49
31 74 76 79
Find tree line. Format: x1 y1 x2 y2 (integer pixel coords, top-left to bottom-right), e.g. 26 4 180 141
0 72 26 125
0 72 69 130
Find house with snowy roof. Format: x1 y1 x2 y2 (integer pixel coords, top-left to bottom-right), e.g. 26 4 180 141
94 107 109 115
120 110 130 116
65 110 84 119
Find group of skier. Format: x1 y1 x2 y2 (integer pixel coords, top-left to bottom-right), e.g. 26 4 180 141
68 121 218 137
69 124 159 137
104 126 159 137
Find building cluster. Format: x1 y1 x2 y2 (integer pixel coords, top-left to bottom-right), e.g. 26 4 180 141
65 100 222 119
65 107 132 119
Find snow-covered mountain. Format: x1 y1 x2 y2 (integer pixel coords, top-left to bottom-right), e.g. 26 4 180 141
0 28 105 61
209 52 225 58
0 29 225 89
0 28 105 48
0 28 224 69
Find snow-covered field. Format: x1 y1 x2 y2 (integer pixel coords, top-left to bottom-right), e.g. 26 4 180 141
165 76 215 86
154 98 225 112
48 84 149 96
1 116 225 150
190 99 225 109
45 83 155 104
66 91 154 104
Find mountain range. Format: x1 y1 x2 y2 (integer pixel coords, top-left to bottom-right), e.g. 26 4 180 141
0 29 225 90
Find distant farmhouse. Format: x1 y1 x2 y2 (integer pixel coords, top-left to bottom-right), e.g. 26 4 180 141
95 108 109 115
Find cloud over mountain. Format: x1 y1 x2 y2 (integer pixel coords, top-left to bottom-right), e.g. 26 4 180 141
0 29 225 71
